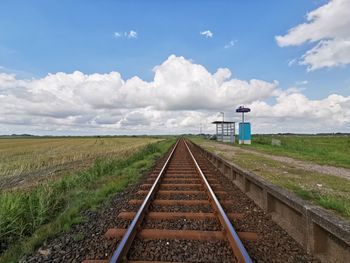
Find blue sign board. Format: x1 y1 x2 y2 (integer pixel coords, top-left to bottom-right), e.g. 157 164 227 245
239 122 251 144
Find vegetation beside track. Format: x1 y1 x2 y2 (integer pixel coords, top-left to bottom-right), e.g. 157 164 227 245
191 137 350 220
247 135 350 169
0 138 175 263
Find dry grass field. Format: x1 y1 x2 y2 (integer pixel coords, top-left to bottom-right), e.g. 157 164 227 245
0 136 174 262
0 136 160 190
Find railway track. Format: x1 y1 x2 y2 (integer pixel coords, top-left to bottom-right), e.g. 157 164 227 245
84 138 257 263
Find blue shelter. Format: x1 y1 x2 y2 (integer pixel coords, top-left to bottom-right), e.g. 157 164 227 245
236 106 251 144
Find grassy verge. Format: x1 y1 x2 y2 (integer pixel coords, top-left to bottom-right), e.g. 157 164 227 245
233 152 350 219
192 138 350 220
247 135 350 168
0 138 175 263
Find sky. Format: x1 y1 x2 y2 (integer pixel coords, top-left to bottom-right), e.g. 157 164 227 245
0 0 350 135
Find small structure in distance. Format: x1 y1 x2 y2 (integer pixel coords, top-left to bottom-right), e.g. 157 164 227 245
212 120 236 143
236 106 251 144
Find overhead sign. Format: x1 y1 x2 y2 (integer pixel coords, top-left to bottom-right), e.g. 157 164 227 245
236 106 251 113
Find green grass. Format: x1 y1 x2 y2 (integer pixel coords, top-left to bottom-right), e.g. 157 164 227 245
247 135 350 168
192 137 350 220
234 152 350 219
283 182 350 217
0 138 175 263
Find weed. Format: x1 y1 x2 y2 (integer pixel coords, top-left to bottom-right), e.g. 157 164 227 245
73 233 84 242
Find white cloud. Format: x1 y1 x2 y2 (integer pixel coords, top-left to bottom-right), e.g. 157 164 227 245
114 30 138 39
200 30 213 38
250 92 350 133
287 58 297 67
0 55 349 135
127 30 138 39
114 32 122 38
276 0 350 71
300 38 350 70
295 80 308 86
224 40 237 49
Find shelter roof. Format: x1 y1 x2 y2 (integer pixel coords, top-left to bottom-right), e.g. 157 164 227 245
212 121 235 124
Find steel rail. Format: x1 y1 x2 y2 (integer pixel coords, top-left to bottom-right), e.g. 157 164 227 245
109 139 180 263
184 140 253 263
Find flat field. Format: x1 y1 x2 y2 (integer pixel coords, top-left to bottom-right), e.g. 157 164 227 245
0 136 174 262
249 135 350 168
0 136 160 189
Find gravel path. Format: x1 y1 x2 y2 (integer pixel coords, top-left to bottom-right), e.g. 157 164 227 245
129 239 235 262
150 204 212 213
143 218 221 231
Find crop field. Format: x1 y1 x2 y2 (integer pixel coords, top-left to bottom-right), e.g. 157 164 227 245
0 136 160 190
0 136 175 262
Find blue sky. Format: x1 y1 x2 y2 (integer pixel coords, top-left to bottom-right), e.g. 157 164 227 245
0 0 349 134
1 0 346 95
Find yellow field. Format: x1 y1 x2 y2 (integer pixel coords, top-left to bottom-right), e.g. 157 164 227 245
0 137 174 262
0 136 160 189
